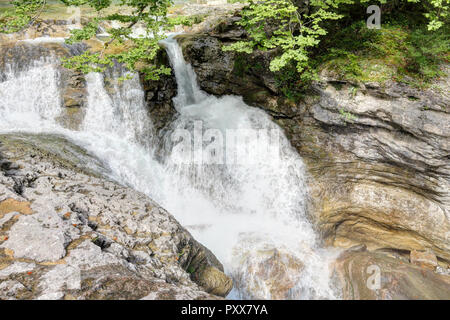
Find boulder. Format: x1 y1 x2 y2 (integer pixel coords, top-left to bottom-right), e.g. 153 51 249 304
192 266 233 297
233 247 304 300
0 133 231 299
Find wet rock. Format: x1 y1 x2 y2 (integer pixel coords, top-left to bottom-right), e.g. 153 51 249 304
176 236 233 297
254 249 304 300
193 266 233 297
0 133 231 299
302 80 450 261
332 249 450 299
176 33 279 108
234 247 304 300
140 50 178 137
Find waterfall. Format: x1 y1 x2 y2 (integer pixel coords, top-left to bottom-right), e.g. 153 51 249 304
157 36 339 299
0 56 62 132
0 38 339 299
82 67 153 148
161 37 207 108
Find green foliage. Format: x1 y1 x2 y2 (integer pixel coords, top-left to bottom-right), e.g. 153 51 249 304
65 19 100 44
0 0 448 86
187 266 195 274
273 61 311 102
355 0 449 31
0 0 47 33
223 0 354 74
0 0 175 80
339 107 357 122
317 19 449 87
233 53 251 76
224 0 449 92
406 0 449 30
167 13 206 27
406 24 450 79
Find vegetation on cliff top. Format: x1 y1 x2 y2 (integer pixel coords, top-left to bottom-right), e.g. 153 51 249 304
0 0 448 88
225 0 448 94
316 19 449 87
0 0 177 80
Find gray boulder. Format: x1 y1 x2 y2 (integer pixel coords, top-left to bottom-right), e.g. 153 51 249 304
0 133 232 300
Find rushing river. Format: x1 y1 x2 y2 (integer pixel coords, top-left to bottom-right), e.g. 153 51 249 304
0 36 339 299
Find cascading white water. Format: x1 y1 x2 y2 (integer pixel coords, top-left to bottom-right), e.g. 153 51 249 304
157 36 339 299
0 38 340 299
82 68 153 148
0 56 62 132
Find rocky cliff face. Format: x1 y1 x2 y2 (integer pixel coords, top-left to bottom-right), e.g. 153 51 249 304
0 134 232 299
174 21 450 271
139 51 178 139
293 79 450 261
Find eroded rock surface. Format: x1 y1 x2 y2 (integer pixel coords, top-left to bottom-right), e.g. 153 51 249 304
0 133 232 299
332 247 450 299
290 80 450 262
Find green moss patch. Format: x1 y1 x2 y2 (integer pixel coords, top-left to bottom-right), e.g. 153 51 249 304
315 20 449 88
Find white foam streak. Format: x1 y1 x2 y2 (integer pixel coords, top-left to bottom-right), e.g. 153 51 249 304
18 37 67 44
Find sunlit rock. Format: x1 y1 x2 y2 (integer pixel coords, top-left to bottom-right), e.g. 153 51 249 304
332 248 450 299
0 134 228 299
410 250 438 271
